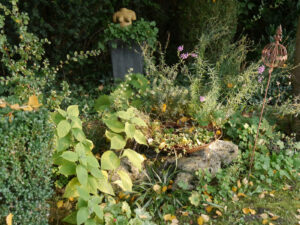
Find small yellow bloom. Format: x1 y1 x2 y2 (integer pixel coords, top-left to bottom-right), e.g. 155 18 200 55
68 197 74 202
216 130 221 136
232 186 237 192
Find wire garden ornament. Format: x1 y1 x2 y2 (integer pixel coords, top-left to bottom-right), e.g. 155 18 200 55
249 25 288 174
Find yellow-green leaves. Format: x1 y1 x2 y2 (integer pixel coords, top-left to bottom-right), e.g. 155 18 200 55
67 105 79 117
101 151 120 170
122 149 144 171
115 170 133 192
76 165 88 185
125 122 136 138
57 120 71 137
133 130 148 145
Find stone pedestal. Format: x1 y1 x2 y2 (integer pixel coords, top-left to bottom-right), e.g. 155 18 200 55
110 40 144 79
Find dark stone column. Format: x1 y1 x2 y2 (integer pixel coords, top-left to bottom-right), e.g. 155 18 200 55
110 40 144 79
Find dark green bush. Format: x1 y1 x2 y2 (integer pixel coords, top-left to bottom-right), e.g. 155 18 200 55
0 108 54 225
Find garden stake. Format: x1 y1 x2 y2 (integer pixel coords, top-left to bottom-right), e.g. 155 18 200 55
249 25 287 176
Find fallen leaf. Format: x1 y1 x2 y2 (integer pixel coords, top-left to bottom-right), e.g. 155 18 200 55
21 105 33 111
197 216 204 225
259 192 265 199
260 213 269 219
6 213 13 225
28 95 42 108
170 218 179 225
206 206 213 213
216 130 221 136
237 193 246 197
227 83 233 88
282 184 291 190
237 180 241 188
232 194 239 201
57 200 64 208
242 177 248 185
269 190 275 197
10 104 20 110
163 214 176 221
161 104 167 112
262 219 268 224
159 142 166 149
188 127 195 133
182 211 189 216
162 186 167 193
216 210 222 216
243 208 256 215
250 209 256 215
0 100 6 108
271 216 279 220
201 214 210 222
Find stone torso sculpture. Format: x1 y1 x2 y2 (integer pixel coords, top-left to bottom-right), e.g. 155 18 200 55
113 8 136 27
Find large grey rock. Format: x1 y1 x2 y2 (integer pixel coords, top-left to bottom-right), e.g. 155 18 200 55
110 40 144 79
169 140 238 190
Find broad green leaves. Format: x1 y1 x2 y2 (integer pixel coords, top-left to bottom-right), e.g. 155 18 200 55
77 165 88 185
115 170 133 192
67 105 79 117
134 130 148 145
125 122 135 138
54 106 147 225
62 151 78 162
111 135 126 150
57 120 71 137
101 151 120 170
122 149 144 171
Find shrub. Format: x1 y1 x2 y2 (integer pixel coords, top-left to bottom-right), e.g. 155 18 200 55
0 108 54 225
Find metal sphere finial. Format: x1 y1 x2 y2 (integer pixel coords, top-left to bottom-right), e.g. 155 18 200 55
262 25 287 68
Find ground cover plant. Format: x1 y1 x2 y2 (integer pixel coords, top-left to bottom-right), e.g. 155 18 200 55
1 1 300 225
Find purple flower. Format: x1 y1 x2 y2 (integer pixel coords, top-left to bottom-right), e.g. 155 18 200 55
177 45 184 52
258 76 263 83
180 53 189 60
199 96 206 102
258 65 265 74
190 53 198 58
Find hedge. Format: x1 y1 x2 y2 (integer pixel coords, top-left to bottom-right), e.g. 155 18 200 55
0 108 54 225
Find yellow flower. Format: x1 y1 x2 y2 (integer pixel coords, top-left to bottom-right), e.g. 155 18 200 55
216 130 221 136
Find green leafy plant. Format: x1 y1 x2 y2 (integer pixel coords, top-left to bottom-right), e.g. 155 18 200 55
104 18 158 49
52 105 148 224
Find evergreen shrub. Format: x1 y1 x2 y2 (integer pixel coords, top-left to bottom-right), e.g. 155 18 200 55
0 108 54 225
